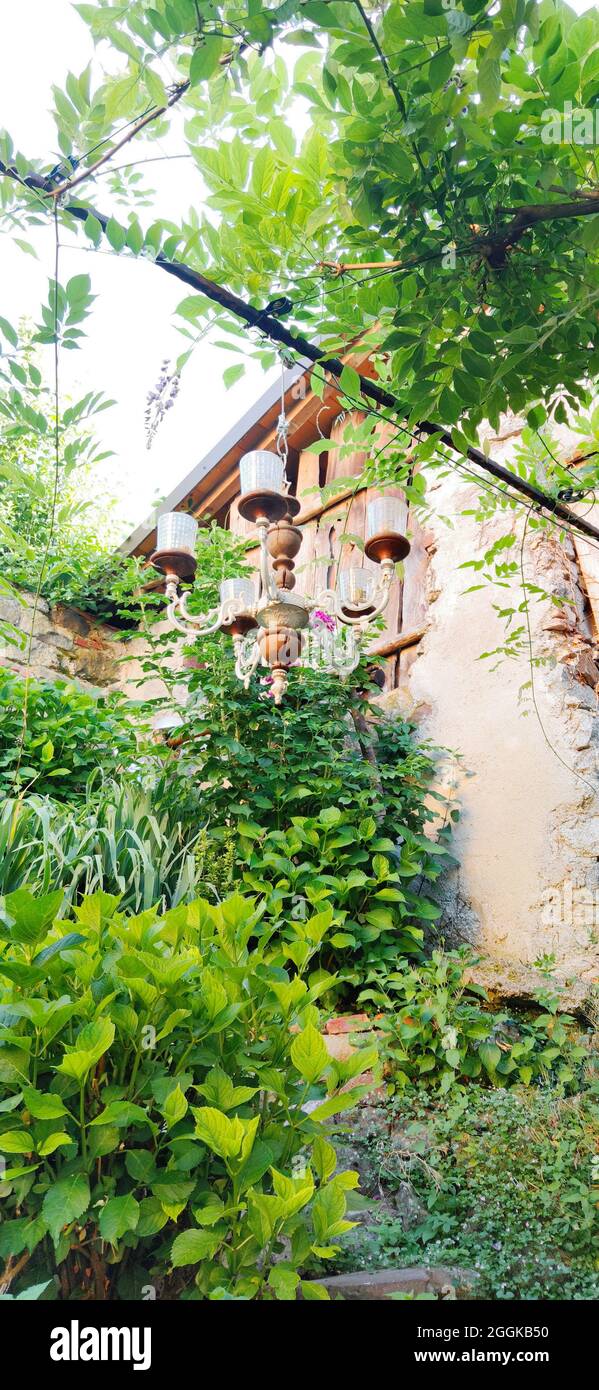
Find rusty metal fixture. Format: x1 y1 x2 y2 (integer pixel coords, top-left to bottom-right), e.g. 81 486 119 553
150 548 197 581
237 489 299 524
257 598 310 631
258 625 303 668
220 614 258 637
364 531 411 564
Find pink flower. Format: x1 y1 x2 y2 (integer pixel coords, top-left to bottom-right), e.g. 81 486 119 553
311 609 336 633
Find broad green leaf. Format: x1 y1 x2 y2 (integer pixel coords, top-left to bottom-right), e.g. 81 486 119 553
99 1193 140 1244
171 1227 223 1266
37 1132 73 1156
22 1088 67 1120
192 1106 244 1159
42 1173 90 1244
0 1131 33 1153
162 1084 188 1128
57 1017 115 1084
290 1023 329 1084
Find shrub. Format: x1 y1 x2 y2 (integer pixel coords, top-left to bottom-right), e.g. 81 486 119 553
233 809 445 981
358 949 592 1091
0 672 147 800
151 652 452 990
0 888 374 1300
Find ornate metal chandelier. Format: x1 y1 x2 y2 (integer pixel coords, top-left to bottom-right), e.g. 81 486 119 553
151 449 409 704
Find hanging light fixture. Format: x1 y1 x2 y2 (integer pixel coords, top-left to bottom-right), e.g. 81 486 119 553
150 374 409 703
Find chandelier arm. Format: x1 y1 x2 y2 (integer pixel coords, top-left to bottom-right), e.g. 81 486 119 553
303 625 361 676
257 522 279 602
311 571 394 627
166 591 223 637
233 633 262 687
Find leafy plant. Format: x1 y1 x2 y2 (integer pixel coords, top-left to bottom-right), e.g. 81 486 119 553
236 809 445 984
0 671 148 800
0 778 202 912
333 1086 599 1301
0 888 375 1300
0 329 155 630
358 949 592 1092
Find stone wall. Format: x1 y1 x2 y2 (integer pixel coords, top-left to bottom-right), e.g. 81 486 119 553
380 420 599 1002
0 588 175 702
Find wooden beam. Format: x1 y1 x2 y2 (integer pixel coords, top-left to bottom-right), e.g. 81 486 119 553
368 626 427 659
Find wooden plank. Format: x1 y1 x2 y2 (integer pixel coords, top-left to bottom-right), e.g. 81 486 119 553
368 627 427 658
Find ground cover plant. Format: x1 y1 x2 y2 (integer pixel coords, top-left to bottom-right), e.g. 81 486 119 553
326 1084 599 1301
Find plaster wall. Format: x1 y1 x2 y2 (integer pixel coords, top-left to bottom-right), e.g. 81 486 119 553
385 424 599 997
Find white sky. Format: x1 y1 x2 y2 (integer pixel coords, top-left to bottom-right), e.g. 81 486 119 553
0 0 280 540
0 0 595 541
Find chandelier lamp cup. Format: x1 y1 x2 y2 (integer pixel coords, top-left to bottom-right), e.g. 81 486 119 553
364 495 411 564
237 449 301 525
152 509 200 581
338 566 377 617
239 449 286 495
150 467 409 703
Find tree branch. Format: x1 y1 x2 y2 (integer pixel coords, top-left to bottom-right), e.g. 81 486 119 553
1 164 599 543
483 194 599 267
50 82 191 199
353 0 407 118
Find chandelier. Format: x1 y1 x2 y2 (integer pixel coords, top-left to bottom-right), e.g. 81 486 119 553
150 449 409 704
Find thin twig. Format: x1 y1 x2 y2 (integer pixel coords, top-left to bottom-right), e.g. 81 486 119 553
50 82 190 199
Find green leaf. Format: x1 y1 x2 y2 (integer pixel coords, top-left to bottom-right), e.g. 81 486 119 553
99 1194 140 1244
83 214 102 247
125 1149 156 1184
478 1042 502 1077
66 273 91 305
269 1264 300 1300
195 1067 258 1111
301 1280 330 1300
0 316 18 346
3 888 64 945
22 1088 67 1120
162 1083 188 1129
37 1132 73 1156
311 1135 337 1182
42 1173 90 1244
171 1227 223 1266
0 1131 33 1153
223 363 245 389
105 217 127 252
290 1023 329 1084
339 364 361 401
478 57 501 113
192 1106 244 1159
137 1197 169 1237
57 1017 115 1084
89 1099 150 1129
189 36 224 84
145 67 168 107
